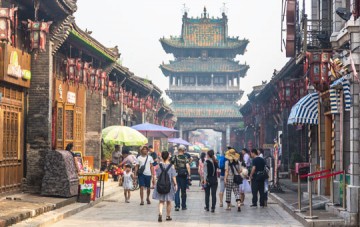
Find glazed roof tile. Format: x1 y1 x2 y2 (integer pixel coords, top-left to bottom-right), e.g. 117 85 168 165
160 58 249 75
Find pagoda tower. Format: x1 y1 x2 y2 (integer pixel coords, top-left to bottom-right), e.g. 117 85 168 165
160 8 249 150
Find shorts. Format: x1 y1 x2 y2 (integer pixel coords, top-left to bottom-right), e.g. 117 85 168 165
138 174 151 188
219 176 225 193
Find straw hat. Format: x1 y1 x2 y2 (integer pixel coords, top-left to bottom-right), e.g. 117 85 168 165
225 149 240 161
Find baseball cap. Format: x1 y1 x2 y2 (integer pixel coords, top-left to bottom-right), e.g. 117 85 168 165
178 145 186 151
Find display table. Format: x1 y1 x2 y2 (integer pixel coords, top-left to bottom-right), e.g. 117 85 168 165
79 172 108 198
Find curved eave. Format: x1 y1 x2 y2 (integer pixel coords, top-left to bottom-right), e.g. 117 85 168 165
160 64 249 77
160 38 249 55
69 27 118 62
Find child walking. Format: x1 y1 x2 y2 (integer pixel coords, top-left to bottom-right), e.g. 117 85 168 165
123 164 134 203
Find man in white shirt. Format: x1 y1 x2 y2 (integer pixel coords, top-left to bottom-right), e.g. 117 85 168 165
242 148 251 168
135 146 154 205
111 145 122 164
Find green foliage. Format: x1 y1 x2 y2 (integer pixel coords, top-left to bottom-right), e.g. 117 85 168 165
290 152 303 169
102 142 114 160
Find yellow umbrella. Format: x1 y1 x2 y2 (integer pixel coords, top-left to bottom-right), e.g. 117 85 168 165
102 126 148 146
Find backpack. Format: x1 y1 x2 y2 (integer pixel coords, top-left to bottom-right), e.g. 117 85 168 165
174 155 188 177
157 164 173 194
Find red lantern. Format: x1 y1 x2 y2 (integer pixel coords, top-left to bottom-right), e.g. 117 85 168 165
108 81 113 98
75 59 83 84
25 20 52 52
308 52 330 89
83 62 90 85
65 58 76 81
95 69 101 91
90 68 96 90
133 94 139 110
0 7 17 44
146 96 152 109
123 91 128 105
128 91 133 108
100 71 107 92
140 98 145 112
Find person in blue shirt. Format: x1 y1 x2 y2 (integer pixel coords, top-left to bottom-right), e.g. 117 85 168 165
218 151 226 207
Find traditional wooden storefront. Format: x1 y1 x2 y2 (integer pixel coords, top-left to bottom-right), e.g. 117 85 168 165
0 43 31 193
52 78 86 153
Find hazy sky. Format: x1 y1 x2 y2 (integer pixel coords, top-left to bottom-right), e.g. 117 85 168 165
75 0 290 104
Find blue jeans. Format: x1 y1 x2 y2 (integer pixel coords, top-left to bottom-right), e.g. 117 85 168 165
175 176 187 208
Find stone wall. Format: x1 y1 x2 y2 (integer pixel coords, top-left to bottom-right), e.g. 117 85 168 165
85 91 102 169
24 41 53 193
106 101 122 126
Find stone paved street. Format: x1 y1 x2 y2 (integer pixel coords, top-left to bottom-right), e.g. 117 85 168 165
51 182 303 227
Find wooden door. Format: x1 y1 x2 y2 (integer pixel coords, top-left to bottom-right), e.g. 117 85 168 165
0 85 24 194
324 114 332 195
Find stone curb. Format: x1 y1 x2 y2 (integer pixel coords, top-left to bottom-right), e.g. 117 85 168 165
13 183 121 227
269 192 348 227
269 192 310 227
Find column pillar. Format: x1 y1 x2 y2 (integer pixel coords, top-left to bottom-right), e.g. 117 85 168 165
179 124 183 139
226 124 231 146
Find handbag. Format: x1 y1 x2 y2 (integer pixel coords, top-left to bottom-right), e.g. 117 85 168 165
137 155 148 175
242 179 252 193
230 162 243 185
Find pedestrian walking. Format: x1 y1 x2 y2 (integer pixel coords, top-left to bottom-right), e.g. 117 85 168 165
249 148 267 207
135 145 155 205
241 148 251 173
122 164 134 203
198 152 206 189
218 151 226 207
170 145 191 211
258 148 269 206
224 148 242 212
153 151 177 222
203 150 218 212
149 145 159 189
239 152 249 205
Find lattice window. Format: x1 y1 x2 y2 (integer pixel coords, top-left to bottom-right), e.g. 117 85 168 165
74 108 83 152
65 108 74 140
1 105 21 160
56 105 64 149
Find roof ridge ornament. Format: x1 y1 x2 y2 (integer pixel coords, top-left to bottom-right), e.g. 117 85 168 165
221 2 228 16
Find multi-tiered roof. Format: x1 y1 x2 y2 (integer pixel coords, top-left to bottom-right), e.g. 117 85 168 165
160 8 249 119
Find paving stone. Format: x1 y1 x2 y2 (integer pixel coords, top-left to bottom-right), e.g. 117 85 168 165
51 181 303 227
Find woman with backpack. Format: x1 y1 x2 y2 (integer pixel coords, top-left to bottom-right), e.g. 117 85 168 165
202 150 218 212
224 149 242 212
152 151 178 222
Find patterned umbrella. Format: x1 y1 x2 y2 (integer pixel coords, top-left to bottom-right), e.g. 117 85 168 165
102 126 148 146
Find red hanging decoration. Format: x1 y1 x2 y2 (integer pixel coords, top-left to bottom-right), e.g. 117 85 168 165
90 68 96 91
95 69 101 91
24 20 52 52
83 62 90 86
65 58 76 82
75 58 83 85
100 71 107 92
108 81 114 98
0 7 18 44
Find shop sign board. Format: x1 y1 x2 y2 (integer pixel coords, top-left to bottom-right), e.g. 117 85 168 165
0 43 31 88
67 91 76 104
79 175 98 201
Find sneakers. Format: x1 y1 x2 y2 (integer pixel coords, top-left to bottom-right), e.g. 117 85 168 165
182 207 187 210
175 207 180 211
250 204 257 207
204 207 209 212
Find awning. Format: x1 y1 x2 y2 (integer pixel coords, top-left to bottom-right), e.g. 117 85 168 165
288 92 319 125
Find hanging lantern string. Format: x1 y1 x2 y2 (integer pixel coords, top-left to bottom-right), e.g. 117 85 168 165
34 0 40 21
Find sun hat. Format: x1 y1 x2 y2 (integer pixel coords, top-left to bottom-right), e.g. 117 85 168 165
178 145 186 151
225 148 240 161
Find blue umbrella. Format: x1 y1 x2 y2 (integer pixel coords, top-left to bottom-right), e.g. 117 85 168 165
131 123 178 138
168 138 192 146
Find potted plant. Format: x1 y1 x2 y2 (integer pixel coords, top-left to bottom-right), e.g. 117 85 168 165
289 152 304 182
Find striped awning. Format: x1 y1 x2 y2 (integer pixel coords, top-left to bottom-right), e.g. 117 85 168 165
288 92 319 125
